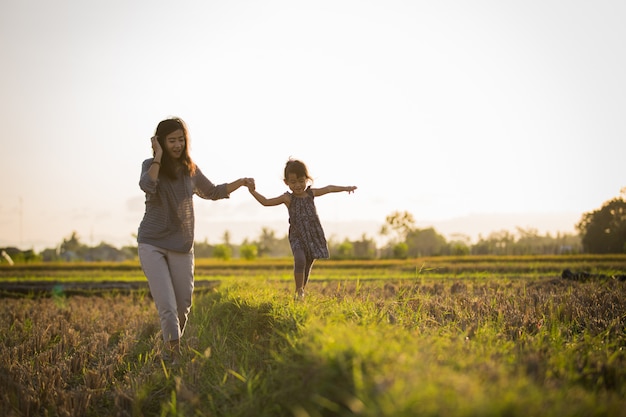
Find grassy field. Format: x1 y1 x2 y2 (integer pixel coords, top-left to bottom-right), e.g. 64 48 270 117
1 255 625 416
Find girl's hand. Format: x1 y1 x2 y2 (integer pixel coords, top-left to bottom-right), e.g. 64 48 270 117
346 186 357 194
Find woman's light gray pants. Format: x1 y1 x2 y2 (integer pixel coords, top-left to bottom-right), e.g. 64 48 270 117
138 243 194 343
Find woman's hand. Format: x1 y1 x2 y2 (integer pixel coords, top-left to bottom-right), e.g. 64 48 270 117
151 136 163 159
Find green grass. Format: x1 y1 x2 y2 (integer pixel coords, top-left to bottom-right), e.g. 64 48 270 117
1 256 625 416
171 278 625 417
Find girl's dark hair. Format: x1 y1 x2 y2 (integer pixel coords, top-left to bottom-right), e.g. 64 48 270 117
284 158 312 181
154 117 196 178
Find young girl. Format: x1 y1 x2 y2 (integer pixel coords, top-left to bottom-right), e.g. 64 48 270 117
247 159 357 300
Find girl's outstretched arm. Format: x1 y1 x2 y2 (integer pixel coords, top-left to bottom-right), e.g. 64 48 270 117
312 185 357 197
248 188 289 207
226 178 254 194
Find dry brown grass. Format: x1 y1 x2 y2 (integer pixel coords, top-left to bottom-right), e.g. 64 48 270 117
0 293 160 417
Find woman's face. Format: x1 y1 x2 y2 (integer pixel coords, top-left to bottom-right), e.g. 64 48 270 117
164 129 185 159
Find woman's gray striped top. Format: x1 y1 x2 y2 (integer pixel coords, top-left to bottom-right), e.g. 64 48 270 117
137 158 229 252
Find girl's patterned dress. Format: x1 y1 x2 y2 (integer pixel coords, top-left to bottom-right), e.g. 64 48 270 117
287 187 330 259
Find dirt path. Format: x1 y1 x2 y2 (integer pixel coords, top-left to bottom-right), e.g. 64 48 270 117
0 280 219 297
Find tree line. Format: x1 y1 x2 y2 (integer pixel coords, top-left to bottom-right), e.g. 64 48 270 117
2 189 625 263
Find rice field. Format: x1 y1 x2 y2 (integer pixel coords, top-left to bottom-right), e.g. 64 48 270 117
1 255 625 416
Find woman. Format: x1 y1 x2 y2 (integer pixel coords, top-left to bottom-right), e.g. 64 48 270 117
137 117 250 363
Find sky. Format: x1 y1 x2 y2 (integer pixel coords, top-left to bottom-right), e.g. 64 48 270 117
1 0 625 251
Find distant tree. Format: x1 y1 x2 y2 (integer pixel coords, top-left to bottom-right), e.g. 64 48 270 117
351 234 377 259
213 244 232 260
222 231 231 246
406 227 446 257
442 233 470 256
60 231 82 253
120 245 139 260
40 247 61 262
194 239 214 258
469 229 581 256
514 227 542 255
471 230 516 256
333 240 354 260
84 242 131 262
446 242 470 256
380 211 416 244
240 240 258 260
59 231 87 261
329 234 377 259
576 196 626 253
513 227 581 255
254 228 290 257
392 242 409 259
552 232 582 254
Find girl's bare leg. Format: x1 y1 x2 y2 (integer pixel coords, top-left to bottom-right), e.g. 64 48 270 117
294 272 305 300
293 247 307 300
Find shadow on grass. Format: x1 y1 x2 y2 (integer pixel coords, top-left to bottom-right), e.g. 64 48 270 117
157 288 364 417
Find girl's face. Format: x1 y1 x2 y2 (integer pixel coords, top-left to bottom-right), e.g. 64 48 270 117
284 173 308 196
164 129 185 159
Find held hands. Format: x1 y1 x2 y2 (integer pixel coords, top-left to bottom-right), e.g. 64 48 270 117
238 178 255 190
244 178 256 192
228 178 255 194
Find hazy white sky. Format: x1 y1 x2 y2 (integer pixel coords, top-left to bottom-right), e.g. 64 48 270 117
1 0 625 251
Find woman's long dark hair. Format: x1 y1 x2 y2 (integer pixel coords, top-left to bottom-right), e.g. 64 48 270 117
154 117 196 178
